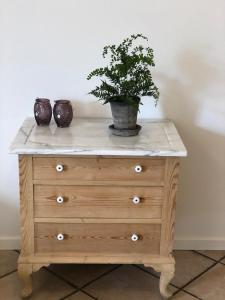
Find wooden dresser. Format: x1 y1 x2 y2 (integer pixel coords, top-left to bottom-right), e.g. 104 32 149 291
10 118 187 298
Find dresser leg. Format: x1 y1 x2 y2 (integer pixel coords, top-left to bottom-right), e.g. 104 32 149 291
144 263 175 299
159 264 175 298
18 263 33 298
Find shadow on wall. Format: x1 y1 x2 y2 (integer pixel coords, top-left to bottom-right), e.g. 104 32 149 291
158 49 223 127
69 99 111 118
157 49 225 237
177 127 225 236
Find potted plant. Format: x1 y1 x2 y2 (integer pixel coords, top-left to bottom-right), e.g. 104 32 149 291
87 34 159 136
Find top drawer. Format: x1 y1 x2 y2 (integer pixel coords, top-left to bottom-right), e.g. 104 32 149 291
33 157 165 184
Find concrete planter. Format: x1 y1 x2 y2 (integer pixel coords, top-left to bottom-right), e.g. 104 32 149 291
110 102 139 129
109 98 141 136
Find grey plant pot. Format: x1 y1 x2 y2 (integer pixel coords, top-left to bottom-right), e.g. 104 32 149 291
110 102 139 130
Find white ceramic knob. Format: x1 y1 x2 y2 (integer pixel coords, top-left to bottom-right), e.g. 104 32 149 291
56 196 64 204
134 165 142 173
132 196 140 204
131 234 139 242
57 233 64 241
56 164 64 172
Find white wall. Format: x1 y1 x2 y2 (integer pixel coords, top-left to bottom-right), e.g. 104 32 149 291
0 0 225 249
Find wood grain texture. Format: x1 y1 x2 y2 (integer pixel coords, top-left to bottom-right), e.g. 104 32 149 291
159 264 175 298
34 218 162 224
19 254 174 265
33 157 165 184
33 179 162 187
17 262 50 298
145 262 175 298
34 185 163 219
34 223 161 255
19 155 34 256
160 158 180 256
17 153 183 299
32 263 50 272
18 263 33 298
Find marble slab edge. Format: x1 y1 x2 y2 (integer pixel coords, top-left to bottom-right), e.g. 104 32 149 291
9 148 187 157
9 117 187 157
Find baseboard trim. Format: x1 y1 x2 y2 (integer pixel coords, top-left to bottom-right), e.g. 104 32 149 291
0 237 20 250
174 237 225 250
0 237 225 250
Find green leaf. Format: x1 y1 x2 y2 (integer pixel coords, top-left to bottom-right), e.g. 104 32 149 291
87 33 159 107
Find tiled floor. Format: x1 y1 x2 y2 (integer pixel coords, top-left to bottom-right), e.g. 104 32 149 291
1 250 225 299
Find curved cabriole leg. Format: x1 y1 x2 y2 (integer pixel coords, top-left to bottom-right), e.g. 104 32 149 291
144 263 175 299
159 264 175 299
18 263 33 298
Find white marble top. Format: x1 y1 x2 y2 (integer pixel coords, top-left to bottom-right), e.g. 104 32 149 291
10 118 187 157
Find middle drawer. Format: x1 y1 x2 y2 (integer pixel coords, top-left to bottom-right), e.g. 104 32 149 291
34 185 164 219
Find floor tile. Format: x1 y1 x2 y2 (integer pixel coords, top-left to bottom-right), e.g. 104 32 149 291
197 250 225 261
0 250 18 277
84 265 176 300
0 268 75 299
49 263 118 287
172 251 215 287
66 291 94 299
173 291 198 299
186 263 225 300
141 250 214 288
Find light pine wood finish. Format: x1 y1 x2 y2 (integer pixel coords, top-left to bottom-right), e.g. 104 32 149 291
33 218 162 224
18 263 50 297
17 263 33 297
160 158 180 255
33 157 166 184
33 179 162 186
19 253 174 265
18 154 181 299
19 155 34 256
144 262 175 298
34 223 161 254
34 185 164 219
18 155 34 297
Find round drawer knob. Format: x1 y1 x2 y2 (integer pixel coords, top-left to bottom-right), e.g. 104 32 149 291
57 233 64 241
56 164 64 172
56 196 64 204
132 196 140 204
134 165 142 173
131 234 139 242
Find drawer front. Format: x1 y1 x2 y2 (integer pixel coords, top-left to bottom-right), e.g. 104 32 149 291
34 223 161 255
34 185 164 219
33 157 165 184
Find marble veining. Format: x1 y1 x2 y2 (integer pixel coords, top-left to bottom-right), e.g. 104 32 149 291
10 118 187 156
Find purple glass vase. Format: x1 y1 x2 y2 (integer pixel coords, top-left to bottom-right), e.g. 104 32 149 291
34 98 52 126
53 100 73 128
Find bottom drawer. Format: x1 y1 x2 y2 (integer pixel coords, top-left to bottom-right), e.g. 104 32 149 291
34 223 161 255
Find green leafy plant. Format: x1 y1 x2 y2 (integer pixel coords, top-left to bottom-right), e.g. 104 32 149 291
87 34 159 107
